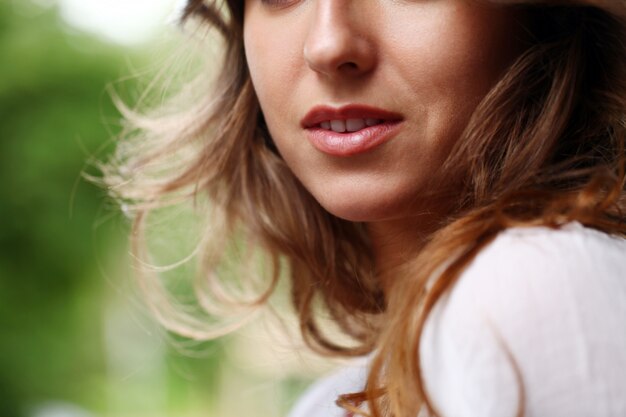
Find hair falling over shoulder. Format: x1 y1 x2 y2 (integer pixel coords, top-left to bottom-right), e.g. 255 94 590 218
99 1 626 416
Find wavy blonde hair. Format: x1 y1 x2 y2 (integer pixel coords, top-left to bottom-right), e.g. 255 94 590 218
100 0 626 416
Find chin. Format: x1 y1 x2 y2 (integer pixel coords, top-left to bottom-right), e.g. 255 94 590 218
314 192 408 223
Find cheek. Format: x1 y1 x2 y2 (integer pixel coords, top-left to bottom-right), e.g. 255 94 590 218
388 4 524 119
244 23 308 174
244 18 303 127
244 32 274 112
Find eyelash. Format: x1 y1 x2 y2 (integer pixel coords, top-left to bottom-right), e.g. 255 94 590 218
260 0 297 7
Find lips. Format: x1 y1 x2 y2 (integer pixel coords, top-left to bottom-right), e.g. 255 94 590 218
301 104 404 157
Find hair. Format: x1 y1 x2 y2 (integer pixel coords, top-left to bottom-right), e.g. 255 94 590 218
99 0 626 416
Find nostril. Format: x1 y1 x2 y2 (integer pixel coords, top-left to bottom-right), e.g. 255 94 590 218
340 62 359 71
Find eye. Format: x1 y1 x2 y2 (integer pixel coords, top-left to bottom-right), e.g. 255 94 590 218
260 0 298 8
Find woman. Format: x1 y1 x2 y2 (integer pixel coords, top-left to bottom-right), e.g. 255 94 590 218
102 0 626 416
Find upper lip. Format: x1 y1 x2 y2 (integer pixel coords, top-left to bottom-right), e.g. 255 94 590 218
301 104 404 128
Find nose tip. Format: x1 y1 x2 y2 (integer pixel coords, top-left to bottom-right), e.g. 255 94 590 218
304 35 375 77
303 5 376 78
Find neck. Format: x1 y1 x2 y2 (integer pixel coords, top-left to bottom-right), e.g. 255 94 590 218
366 214 439 294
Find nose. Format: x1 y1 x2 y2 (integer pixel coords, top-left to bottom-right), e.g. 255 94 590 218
303 1 377 78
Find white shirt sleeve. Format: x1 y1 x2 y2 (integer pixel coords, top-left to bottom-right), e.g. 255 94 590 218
420 222 626 417
286 359 368 417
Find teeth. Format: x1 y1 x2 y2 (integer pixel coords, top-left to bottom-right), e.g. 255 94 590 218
318 118 383 132
330 120 346 133
346 119 366 132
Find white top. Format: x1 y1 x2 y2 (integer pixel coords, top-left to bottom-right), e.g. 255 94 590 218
287 222 626 417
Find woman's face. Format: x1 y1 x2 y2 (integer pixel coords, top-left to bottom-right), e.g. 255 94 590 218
243 0 527 222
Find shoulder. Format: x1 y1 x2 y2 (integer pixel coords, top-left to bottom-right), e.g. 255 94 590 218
420 222 626 417
466 220 626 283
450 221 626 325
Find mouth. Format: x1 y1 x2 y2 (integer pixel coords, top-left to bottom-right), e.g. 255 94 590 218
312 118 385 132
301 104 404 156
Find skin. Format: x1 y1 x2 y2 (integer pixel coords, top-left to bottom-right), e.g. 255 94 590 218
243 0 529 279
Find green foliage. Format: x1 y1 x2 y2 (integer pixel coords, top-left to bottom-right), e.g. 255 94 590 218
0 2 129 414
0 3 314 416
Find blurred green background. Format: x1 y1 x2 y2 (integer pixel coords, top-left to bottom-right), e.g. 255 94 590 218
0 1 325 416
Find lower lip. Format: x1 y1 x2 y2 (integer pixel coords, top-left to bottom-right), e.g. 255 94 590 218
305 121 402 157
